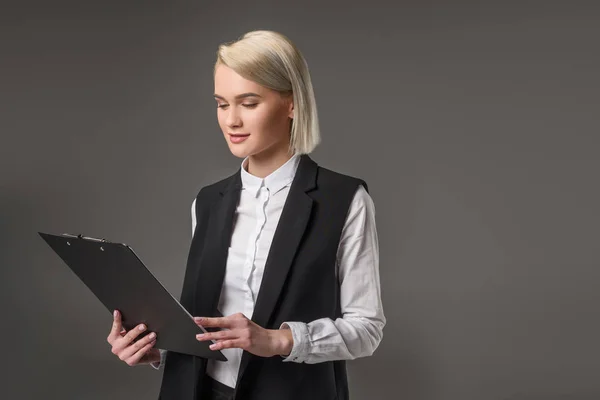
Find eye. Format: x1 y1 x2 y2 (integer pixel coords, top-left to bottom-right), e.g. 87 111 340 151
217 104 229 109
242 103 258 108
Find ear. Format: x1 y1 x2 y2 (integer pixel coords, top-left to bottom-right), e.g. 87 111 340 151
286 94 294 119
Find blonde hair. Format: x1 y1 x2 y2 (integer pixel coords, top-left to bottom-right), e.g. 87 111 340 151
214 30 321 155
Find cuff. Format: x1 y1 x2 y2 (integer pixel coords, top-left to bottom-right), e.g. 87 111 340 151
279 321 309 363
150 349 167 370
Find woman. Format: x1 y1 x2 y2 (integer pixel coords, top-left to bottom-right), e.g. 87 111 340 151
107 30 385 400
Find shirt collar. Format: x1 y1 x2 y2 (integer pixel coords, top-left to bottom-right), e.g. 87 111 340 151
240 153 301 198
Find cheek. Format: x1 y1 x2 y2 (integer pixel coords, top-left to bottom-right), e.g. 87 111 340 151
246 108 269 127
249 108 286 135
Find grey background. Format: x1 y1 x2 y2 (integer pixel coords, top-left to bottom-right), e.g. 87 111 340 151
1 1 599 399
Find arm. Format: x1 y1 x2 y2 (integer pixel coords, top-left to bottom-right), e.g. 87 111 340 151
280 185 386 363
150 197 198 370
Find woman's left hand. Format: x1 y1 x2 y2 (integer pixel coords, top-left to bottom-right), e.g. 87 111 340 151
194 313 293 358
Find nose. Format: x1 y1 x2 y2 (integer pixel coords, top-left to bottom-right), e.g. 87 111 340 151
225 107 242 128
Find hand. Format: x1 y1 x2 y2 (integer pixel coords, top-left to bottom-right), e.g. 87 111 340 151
107 309 160 366
194 313 293 358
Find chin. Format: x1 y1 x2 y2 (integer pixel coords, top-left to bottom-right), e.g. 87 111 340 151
227 144 254 159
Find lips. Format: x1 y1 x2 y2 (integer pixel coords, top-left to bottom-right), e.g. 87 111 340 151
229 133 250 144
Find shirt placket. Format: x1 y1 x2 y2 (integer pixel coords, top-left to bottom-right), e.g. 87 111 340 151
245 183 270 318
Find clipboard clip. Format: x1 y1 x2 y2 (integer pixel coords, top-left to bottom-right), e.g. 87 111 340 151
62 233 109 243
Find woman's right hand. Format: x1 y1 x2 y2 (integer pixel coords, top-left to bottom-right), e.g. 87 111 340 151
107 309 160 366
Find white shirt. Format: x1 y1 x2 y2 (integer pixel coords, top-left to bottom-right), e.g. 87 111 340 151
152 154 385 389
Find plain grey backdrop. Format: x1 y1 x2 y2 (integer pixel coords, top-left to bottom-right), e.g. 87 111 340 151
2 1 599 399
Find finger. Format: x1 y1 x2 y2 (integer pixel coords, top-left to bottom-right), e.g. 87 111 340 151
120 323 148 345
119 331 157 361
124 337 157 366
108 310 123 342
209 339 245 351
196 330 237 342
196 317 233 329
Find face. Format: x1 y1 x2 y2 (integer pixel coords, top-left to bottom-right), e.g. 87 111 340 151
214 63 294 160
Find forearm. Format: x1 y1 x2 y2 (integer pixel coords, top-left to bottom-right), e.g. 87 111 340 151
280 314 385 364
272 326 294 357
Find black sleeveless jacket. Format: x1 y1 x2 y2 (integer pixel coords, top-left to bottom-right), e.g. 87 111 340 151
158 154 368 400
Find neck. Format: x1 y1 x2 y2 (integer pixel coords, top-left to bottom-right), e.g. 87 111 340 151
245 144 295 178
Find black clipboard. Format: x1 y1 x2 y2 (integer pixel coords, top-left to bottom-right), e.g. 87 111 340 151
38 231 227 361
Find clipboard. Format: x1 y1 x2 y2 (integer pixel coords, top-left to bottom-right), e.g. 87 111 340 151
38 231 227 361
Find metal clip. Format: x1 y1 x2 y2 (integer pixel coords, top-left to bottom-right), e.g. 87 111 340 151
62 233 108 242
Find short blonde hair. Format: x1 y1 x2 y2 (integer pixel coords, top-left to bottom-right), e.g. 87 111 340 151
214 30 321 155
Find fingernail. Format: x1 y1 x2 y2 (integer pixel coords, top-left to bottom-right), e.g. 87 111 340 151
139 325 146 331
114 310 118 317
196 334 204 339
209 344 216 350
149 332 156 339
194 317 202 322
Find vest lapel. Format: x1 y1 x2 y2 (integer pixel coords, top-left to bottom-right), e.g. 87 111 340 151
235 154 318 389
193 170 242 319
163 172 240 400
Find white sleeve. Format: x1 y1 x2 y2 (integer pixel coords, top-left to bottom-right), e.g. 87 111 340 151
150 348 167 370
151 197 198 370
191 197 197 235
280 185 386 363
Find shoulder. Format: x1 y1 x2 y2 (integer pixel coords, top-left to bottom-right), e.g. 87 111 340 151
342 183 377 235
312 160 375 217
201 169 239 196
192 170 239 206
351 184 372 206
316 163 369 194
199 175 231 197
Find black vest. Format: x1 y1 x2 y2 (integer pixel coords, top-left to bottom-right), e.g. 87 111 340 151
158 154 368 400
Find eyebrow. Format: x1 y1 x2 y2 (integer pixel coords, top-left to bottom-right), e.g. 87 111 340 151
213 92 262 100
